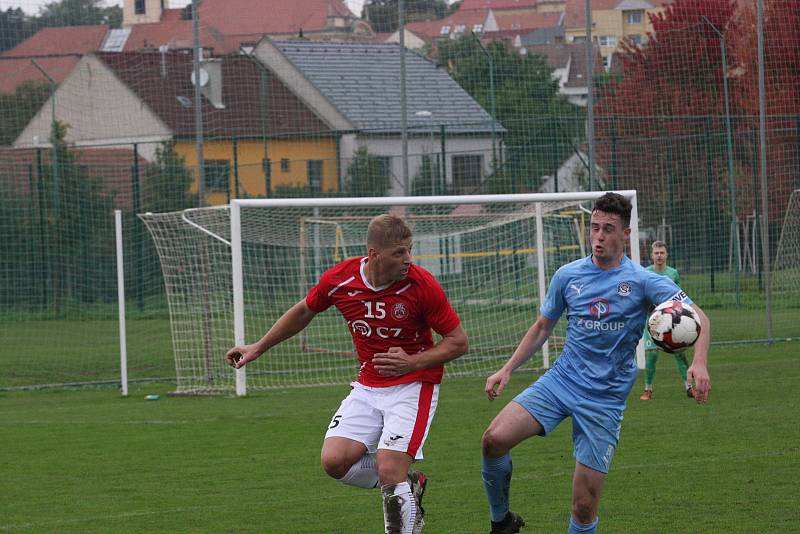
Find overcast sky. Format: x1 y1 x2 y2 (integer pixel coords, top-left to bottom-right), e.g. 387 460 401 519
2 0 367 16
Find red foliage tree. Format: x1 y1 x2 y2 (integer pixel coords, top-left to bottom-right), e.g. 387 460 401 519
594 0 740 262
729 0 800 222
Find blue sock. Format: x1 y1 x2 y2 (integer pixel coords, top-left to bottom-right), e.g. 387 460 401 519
568 515 598 533
482 453 512 522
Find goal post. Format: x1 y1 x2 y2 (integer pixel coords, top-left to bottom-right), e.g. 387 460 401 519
141 191 641 396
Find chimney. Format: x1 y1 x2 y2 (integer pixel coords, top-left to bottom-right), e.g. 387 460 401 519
200 58 224 109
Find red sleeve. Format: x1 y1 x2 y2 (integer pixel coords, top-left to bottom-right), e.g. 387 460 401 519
419 272 460 335
305 271 334 313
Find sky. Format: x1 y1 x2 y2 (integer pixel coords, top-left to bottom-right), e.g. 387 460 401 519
1 0 367 16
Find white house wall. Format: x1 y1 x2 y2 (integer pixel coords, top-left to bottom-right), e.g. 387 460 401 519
14 55 171 158
352 135 498 196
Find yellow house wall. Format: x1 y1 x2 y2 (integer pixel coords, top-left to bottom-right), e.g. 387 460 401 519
592 10 623 61
568 7 664 63
176 138 338 206
535 1 566 14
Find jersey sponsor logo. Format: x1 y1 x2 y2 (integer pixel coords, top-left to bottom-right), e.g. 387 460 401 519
617 281 632 296
670 289 689 302
350 320 372 337
349 320 402 339
376 327 402 339
569 282 585 296
576 317 625 331
347 290 362 297
391 302 409 321
588 297 611 318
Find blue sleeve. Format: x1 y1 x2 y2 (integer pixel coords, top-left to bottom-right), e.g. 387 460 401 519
540 267 567 320
645 271 694 307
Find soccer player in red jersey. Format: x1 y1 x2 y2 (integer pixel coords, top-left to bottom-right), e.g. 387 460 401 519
225 214 468 533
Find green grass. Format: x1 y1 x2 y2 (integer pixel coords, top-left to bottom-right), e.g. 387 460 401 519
1 344 798 532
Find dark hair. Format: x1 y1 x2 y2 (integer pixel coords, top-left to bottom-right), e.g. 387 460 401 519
592 192 632 228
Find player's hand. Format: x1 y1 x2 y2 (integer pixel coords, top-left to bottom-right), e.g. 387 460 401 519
373 347 415 377
485 369 512 401
225 344 262 369
687 363 711 403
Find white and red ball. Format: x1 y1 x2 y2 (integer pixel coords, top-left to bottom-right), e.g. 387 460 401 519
647 300 701 353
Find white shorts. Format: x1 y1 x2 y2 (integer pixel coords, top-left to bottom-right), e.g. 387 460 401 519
324 381 440 460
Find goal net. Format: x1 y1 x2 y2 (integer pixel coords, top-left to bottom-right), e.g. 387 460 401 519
140 192 640 395
774 189 800 287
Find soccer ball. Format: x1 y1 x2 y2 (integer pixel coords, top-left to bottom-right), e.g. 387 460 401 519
647 300 701 353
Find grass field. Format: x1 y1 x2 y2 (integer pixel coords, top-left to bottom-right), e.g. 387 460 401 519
1 343 798 533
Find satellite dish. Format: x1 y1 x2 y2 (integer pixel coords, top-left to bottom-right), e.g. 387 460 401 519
191 68 209 87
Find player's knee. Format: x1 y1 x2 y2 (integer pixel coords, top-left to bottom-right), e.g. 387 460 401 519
481 427 509 457
571 495 597 524
320 450 351 479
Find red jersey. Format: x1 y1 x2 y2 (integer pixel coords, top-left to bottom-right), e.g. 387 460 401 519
305 257 461 387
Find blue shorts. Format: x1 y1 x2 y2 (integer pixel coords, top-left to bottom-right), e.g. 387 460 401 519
513 370 624 474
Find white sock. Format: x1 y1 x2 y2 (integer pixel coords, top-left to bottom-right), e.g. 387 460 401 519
382 480 417 534
338 453 379 489
645 384 652 391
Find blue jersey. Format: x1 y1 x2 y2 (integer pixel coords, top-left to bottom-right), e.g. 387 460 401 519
541 255 692 400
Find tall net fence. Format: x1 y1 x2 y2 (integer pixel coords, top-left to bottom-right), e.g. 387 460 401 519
0 0 797 390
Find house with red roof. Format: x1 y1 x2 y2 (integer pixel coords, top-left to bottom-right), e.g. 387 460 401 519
14 51 339 205
0 0 374 95
564 0 672 68
403 7 563 47
0 25 109 93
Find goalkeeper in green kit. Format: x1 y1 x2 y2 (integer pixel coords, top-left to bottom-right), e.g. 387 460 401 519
639 241 694 400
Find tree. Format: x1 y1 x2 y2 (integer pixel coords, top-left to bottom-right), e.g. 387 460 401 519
593 0 739 267
362 0 456 33
141 141 197 213
729 0 800 222
344 147 391 197
438 36 584 191
36 0 122 29
0 81 52 146
37 121 117 306
0 7 37 52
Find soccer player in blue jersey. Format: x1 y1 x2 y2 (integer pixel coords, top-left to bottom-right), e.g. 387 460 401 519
480 193 711 534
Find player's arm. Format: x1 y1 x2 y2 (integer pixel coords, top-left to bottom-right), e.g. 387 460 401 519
372 324 468 377
225 298 318 369
485 314 557 401
686 302 711 403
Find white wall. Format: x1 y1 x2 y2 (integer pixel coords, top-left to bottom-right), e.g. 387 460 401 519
345 134 498 196
14 55 171 158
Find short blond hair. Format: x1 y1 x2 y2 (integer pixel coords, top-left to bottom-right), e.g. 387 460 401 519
651 240 668 251
367 214 412 250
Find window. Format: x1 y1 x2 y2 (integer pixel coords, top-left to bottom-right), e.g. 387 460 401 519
473 24 483 33
454 24 465 34
375 156 391 180
307 160 323 194
626 11 643 24
135 0 145 15
280 158 290 172
440 25 450 35
628 34 642 45
452 154 483 190
598 35 617 47
204 160 230 192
